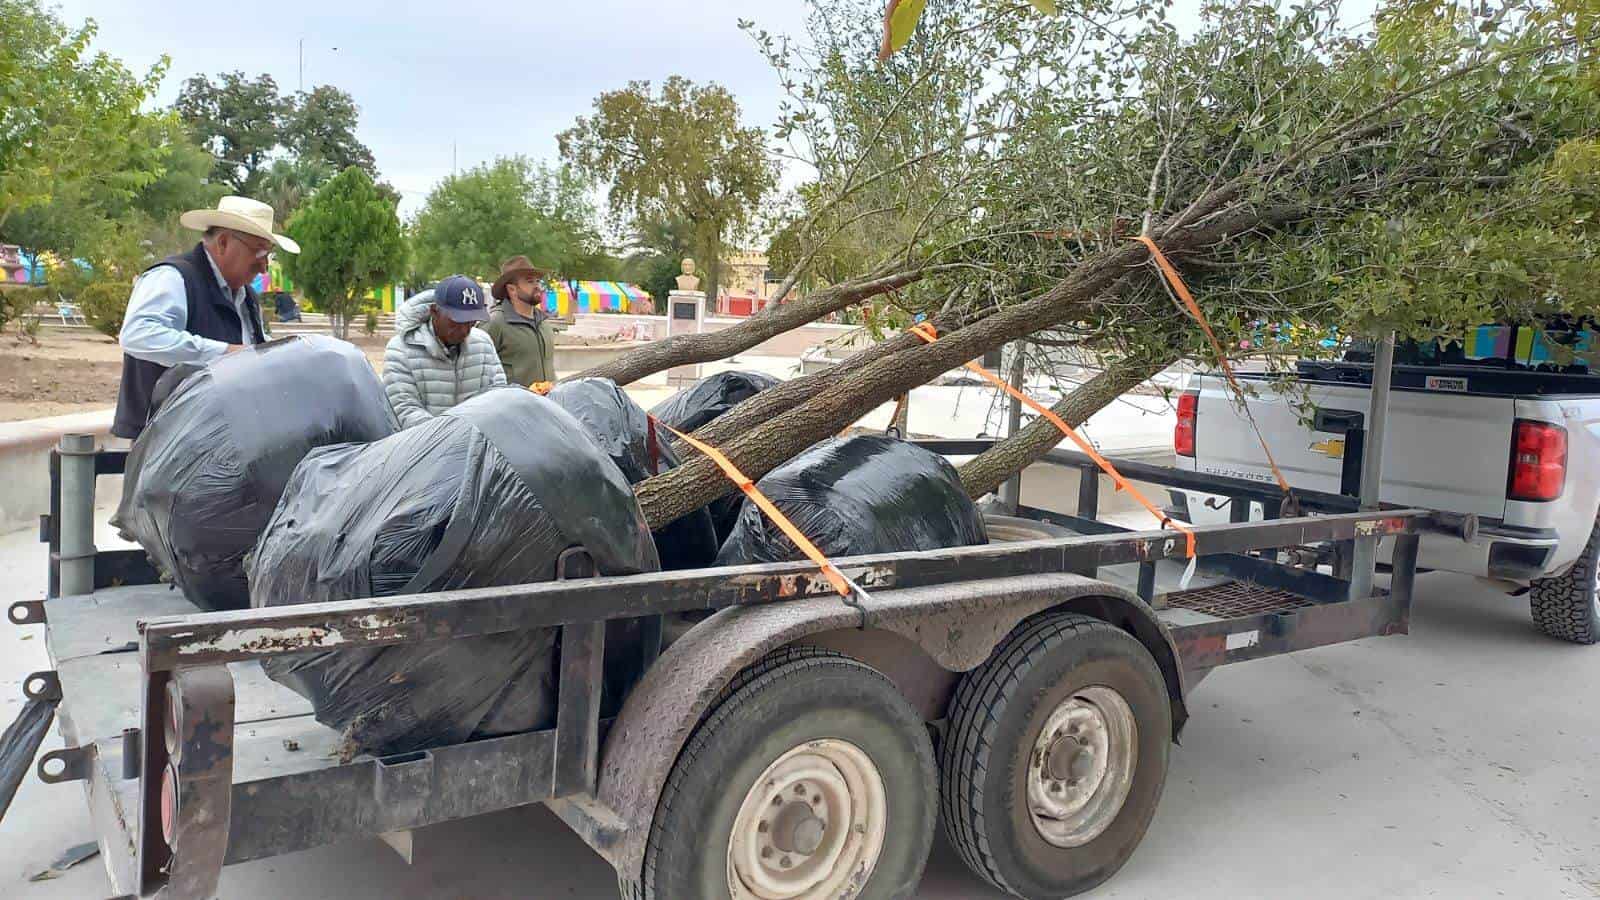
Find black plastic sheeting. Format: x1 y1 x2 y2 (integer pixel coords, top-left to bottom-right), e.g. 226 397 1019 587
250 388 661 757
715 435 988 566
649 371 782 541
548 378 719 570
0 697 54 824
648 370 780 433
114 336 398 611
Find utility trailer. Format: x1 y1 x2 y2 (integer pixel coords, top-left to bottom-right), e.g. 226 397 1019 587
11 436 1465 900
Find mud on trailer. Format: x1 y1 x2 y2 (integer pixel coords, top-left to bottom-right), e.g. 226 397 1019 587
8 437 1467 899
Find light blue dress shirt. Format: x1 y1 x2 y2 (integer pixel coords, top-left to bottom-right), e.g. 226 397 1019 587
119 247 259 367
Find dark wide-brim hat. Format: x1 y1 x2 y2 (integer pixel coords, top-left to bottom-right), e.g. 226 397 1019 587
491 255 548 301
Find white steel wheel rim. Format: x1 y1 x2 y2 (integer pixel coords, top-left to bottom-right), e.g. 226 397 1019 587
1026 685 1138 848
727 739 887 899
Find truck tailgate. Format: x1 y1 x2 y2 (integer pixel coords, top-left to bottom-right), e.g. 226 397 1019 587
1192 375 1512 519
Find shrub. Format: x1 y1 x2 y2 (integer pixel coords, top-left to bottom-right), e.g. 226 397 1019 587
76 280 132 338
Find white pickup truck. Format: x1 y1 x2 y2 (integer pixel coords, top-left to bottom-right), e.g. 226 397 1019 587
1171 328 1600 644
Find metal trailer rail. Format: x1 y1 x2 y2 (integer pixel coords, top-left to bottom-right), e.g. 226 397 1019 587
13 437 1450 900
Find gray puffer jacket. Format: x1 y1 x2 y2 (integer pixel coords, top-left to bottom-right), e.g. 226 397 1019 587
383 290 507 428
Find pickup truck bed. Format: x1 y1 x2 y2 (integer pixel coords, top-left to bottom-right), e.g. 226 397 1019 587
1176 360 1600 583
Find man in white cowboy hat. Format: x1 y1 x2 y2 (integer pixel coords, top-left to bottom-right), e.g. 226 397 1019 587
113 196 299 438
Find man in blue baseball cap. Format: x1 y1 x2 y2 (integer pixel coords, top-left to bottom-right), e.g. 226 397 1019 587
382 275 507 427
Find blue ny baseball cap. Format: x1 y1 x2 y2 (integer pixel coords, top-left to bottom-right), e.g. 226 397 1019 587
435 275 490 323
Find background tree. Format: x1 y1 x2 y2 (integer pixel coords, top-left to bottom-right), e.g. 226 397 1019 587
282 85 377 176
0 0 165 232
282 167 407 339
173 71 284 192
408 156 612 281
259 156 334 224
560 77 777 304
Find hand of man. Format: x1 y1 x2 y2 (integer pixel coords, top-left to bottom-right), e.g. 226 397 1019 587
225 344 244 354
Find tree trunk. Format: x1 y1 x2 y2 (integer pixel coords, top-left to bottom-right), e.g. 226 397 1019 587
693 305 968 447
571 269 925 386
634 246 1146 528
955 356 1172 499
633 199 1302 529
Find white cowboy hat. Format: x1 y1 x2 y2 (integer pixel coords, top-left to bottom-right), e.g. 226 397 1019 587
178 196 301 254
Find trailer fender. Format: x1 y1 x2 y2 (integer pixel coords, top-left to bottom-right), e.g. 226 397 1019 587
584 572 1185 884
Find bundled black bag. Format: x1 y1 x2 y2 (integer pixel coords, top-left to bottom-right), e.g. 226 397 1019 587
649 370 782 541
716 435 988 565
114 335 397 611
649 370 780 433
249 388 660 757
548 378 719 570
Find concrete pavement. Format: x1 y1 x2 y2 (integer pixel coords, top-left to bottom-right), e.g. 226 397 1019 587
1 515 1597 898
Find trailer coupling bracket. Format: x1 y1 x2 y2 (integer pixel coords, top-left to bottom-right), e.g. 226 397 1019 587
22 671 60 702
9 600 45 627
38 746 91 784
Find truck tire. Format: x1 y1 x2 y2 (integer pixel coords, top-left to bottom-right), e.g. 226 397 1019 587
640 646 937 900
941 611 1171 899
1529 517 1600 644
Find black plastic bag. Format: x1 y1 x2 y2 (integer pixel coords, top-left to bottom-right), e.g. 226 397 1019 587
250 388 660 757
715 435 988 566
649 371 782 541
548 378 719 570
114 336 397 611
649 370 780 433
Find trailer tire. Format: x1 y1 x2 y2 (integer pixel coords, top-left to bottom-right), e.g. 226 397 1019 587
639 646 936 900
1529 517 1600 644
941 611 1170 898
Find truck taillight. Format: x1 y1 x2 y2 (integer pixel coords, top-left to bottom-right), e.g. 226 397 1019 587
1175 391 1198 457
161 761 180 847
1508 419 1567 502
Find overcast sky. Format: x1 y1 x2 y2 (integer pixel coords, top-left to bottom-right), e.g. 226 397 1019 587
54 0 813 219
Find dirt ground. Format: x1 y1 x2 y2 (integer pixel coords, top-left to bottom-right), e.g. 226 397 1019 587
0 327 392 423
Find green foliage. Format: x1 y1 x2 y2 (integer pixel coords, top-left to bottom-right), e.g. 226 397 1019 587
620 252 682 305
0 0 166 232
409 157 611 281
259 156 334 225
76 280 131 338
559 76 777 298
175 74 376 196
174 71 285 192
283 86 377 176
0 285 50 337
757 0 1600 377
282 167 407 339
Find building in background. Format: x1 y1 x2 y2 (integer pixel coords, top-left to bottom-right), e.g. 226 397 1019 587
718 250 784 317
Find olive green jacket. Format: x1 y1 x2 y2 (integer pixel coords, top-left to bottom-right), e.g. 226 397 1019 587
484 304 558 386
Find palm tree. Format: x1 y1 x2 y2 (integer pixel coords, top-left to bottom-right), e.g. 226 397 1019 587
259 157 334 224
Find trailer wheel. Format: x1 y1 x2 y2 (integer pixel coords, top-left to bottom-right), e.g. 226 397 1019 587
1529 516 1600 644
640 647 936 900
941 611 1171 898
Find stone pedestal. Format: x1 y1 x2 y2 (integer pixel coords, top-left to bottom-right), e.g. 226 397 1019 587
666 290 707 387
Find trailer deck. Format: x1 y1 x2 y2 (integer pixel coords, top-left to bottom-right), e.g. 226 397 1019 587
12 440 1442 898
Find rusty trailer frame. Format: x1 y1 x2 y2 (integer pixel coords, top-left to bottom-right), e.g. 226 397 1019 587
18 439 1439 899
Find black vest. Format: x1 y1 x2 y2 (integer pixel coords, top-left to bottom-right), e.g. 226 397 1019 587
112 243 266 439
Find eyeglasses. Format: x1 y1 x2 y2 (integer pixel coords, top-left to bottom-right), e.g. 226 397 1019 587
226 230 275 261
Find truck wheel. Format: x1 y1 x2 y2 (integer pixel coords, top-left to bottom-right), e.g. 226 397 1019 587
941 612 1171 898
641 647 936 900
1529 517 1600 644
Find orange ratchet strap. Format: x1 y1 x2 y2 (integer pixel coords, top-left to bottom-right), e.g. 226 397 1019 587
1134 235 1293 496
909 322 1197 561
663 424 863 601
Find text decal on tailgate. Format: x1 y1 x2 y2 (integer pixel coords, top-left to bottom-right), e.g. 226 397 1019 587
1425 375 1468 392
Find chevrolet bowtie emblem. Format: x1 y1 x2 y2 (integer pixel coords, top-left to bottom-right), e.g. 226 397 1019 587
1309 438 1345 459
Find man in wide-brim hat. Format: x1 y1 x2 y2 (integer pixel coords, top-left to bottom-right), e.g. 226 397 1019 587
114 196 300 439
485 255 559 387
